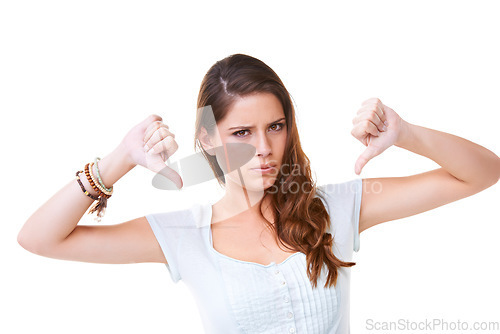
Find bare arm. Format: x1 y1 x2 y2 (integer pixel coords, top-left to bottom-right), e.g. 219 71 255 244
17 145 134 253
350 98 499 232
360 121 499 231
17 114 183 264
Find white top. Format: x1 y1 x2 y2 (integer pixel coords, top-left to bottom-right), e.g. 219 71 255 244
146 178 363 334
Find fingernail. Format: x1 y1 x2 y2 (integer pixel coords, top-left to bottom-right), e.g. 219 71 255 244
144 144 149 151
384 121 389 126
382 125 387 131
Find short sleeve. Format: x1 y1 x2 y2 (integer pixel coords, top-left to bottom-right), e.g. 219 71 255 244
317 178 363 253
146 210 191 283
352 178 362 252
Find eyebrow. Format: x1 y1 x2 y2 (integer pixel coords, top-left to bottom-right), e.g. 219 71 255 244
228 117 286 130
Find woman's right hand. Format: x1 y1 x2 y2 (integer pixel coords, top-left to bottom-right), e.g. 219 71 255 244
120 114 183 189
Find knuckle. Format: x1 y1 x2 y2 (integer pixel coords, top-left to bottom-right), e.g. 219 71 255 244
150 114 162 121
158 127 169 136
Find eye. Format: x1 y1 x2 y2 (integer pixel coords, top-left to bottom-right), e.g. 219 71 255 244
232 129 249 138
232 122 285 138
270 122 285 132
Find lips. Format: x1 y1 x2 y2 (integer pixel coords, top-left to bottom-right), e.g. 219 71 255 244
253 162 277 170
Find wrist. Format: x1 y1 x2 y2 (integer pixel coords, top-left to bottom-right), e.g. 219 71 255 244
114 142 137 171
97 145 135 187
394 119 415 148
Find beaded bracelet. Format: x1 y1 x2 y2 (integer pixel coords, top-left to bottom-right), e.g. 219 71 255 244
88 162 113 196
75 158 116 222
75 169 106 222
94 157 113 193
75 171 99 201
84 163 111 199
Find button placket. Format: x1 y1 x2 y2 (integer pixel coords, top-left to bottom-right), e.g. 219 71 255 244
272 265 287 287
270 264 296 331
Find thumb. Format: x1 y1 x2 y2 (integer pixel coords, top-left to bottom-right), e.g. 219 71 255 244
354 146 379 175
156 165 184 190
146 154 183 190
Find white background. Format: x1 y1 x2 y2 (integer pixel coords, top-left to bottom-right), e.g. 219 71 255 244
1 1 499 333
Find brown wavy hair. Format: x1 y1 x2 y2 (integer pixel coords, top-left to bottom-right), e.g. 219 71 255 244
193 53 355 288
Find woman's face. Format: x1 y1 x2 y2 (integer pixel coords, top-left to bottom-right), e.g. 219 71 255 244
205 92 287 193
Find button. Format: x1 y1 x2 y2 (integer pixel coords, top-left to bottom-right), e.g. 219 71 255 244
289 328 296 333
275 269 280 275
287 311 294 319
281 281 286 285
283 296 289 303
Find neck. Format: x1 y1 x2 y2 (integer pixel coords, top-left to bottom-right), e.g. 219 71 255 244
211 179 273 225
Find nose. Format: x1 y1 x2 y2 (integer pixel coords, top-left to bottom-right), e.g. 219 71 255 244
255 132 272 158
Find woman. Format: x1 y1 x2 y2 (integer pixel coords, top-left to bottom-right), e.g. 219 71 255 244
17 53 499 333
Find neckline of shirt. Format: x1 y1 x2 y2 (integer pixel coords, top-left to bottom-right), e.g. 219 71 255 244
203 202 303 268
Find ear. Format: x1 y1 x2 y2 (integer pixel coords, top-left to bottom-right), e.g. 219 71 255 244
198 126 217 156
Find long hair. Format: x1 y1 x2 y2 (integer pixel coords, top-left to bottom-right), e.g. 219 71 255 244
193 53 355 288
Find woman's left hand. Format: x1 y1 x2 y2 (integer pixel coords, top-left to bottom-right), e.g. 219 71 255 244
351 97 407 175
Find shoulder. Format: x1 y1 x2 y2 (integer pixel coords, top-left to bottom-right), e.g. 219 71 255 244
317 178 363 252
145 202 208 229
317 178 363 211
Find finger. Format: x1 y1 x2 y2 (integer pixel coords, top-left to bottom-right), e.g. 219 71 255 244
140 114 163 131
355 105 371 116
144 154 183 189
144 121 171 142
159 166 183 190
352 111 386 133
351 123 377 148
363 120 381 137
144 126 175 149
372 107 387 132
354 146 380 175
149 135 178 158
144 126 175 150
361 97 380 106
374 100 389 125
360 98 388 125
144 121 162 141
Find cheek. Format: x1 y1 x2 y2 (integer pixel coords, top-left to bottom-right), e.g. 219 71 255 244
214 138 256 173
276 132 287 154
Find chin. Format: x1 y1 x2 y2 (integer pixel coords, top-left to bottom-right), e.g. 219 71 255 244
226 171 277 192
245 175 278 192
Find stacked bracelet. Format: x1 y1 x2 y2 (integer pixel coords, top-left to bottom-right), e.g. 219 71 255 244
75 157 114 222
94 157 113 193
75 171 99 201
84 163 112 198
87 162 113 197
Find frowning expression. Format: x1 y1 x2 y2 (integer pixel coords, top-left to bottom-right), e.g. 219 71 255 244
209 92 287 191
